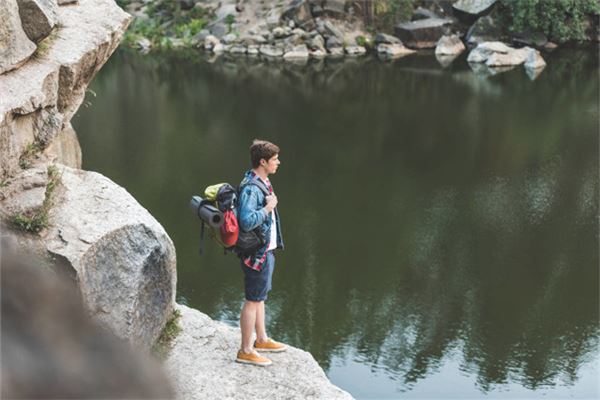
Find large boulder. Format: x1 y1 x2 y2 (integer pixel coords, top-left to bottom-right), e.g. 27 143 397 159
467 41 512 63
165 304 354 400
1 245 173 399
282 0 315 31
395 18 454 49
0 165 177 350
42 165 177 350
465 15 502 45
453 0 497 21
435 34 466 55
0 0 37 75
467 41 545 68
16 0 59 43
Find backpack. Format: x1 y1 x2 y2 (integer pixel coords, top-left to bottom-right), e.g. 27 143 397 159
191 180 270 256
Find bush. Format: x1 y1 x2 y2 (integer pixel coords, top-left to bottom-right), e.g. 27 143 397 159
368 0 417 32
497 0 600 43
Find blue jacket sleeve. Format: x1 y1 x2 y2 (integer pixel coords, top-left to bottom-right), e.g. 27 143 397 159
238 186 267 232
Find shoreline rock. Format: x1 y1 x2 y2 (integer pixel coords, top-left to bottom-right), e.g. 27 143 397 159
165 304 354 400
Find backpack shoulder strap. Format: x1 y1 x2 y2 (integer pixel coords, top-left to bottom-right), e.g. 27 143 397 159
239 179 270 197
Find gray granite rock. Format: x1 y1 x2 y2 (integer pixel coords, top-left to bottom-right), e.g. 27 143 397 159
453 0 497 17
435 34 466 55
16 0 59 43
466 15 502 45
395 18 454 49
0 0 130 177
165 304 354 400
259 44 284 57
42 165 177 350
377 43 416 57
283 44 309 60
0 0 37 75
374 33 402 45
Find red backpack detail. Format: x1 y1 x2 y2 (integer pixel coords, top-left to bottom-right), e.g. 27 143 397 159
219 210 239 247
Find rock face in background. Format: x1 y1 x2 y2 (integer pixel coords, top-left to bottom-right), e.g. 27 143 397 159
0 0 37 75
0 0 131 178
165 304 354 400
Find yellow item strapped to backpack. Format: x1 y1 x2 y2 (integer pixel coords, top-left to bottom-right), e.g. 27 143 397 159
204 183 227 202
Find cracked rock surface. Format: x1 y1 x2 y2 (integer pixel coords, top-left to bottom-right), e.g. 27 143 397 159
165 304 354 400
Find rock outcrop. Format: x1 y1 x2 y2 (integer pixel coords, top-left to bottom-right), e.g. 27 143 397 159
0 0 179 352
0 0 37 75
165 304 354 400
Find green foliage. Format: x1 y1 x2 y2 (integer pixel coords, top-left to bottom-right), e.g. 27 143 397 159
370 0 417 33
122 0 211 51
355 35 367 46
497 0 600 43
152 309 182 358
225 13 236 32
9 165 61 234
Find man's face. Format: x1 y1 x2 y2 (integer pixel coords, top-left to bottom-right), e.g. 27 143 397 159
263 154 280 175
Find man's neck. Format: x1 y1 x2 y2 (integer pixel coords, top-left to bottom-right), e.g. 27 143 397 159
252 168 268 181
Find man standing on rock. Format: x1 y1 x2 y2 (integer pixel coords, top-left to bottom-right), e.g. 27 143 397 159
235 139 286 366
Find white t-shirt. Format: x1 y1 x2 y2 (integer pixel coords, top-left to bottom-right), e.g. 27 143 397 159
260 177 278 251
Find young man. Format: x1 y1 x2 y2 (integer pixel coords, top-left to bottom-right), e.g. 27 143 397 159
235 139 286 366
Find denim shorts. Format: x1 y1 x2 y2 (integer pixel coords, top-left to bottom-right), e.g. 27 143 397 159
241 251 275 301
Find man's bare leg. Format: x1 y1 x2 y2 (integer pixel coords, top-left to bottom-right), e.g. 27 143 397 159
240 300 260 353
255 301 268 343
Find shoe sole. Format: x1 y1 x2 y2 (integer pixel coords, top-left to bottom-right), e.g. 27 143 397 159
235 358 272 367
253 346 287 353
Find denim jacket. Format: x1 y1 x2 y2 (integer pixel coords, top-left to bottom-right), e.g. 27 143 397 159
238 170 284 270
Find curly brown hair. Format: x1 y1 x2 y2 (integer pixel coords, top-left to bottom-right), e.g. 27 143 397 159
250 139 280 168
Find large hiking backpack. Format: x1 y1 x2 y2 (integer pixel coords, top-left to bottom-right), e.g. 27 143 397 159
190 179 271 256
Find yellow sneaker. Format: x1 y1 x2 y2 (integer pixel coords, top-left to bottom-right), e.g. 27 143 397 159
254 338 287 353
236 350 272 366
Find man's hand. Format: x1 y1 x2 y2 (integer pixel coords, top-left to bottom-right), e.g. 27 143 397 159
265 194 278 213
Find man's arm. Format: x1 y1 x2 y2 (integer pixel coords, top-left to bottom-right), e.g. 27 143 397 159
238 186 268 232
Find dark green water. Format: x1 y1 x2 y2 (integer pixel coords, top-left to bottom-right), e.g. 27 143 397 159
73 48 599 399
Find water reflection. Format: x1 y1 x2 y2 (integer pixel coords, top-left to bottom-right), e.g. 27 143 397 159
73 48 599 398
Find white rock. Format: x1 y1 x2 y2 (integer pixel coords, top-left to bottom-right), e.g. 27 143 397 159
212 43 224 53
228 44 246 54
283 44 309 60
435 34 466 55
222 33 237 44
345 45 366 56
524 48 546 69
165 304 354 400
273 26 286 38
203 34 219 50
259 44 284 57
377 43 416 57
0 0 37 75
309 49 327 58
6 165 177 351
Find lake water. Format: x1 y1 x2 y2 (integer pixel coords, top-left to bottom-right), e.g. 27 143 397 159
73 47 599 399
